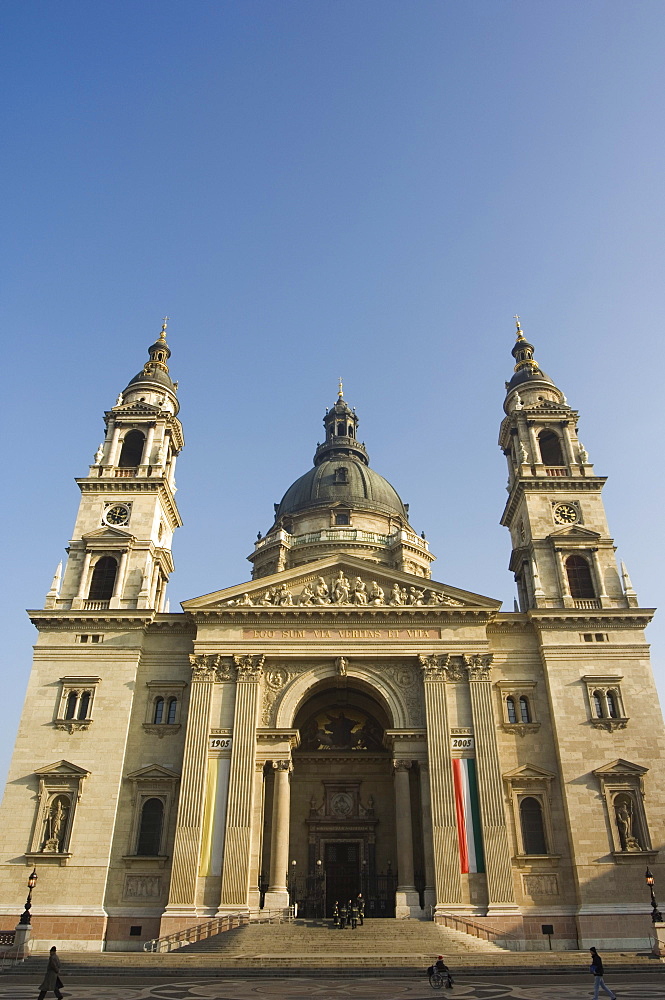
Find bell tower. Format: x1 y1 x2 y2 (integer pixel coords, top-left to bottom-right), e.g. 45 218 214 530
47 320 184 612
498 318 634 611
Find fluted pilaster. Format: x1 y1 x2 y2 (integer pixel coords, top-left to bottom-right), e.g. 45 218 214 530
167 656 219 907
465 654 515 907
419 654 463 905
219 654 264 909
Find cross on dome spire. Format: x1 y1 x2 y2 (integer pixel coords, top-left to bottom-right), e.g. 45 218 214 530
338 377 344 399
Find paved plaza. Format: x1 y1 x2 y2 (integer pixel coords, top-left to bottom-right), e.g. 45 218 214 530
2 976 665 999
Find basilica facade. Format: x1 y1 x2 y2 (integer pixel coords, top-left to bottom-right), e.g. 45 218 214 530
0 320 662 952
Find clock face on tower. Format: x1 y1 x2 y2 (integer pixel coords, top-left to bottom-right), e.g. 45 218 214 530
104 503 130 526
553 503 578 525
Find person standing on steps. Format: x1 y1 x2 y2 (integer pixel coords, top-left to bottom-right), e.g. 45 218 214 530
346 899 354 927
589 947 616 999
332 901 340 927
356 893 365 926
339 900 347 928
350 899 358 929
37 946 64 1000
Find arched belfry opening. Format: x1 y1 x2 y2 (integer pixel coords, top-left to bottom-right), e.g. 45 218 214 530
263 680 403 917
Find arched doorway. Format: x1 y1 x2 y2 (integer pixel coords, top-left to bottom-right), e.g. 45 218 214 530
263 681 398 916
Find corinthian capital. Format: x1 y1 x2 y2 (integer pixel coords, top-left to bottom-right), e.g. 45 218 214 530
418 653 450 679
272 759 292 772
393 759 412 772
463 653 494 680
233 653 265 679
189 653 234 681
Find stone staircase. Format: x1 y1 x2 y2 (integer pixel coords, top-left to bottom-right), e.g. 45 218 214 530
6 919 661 978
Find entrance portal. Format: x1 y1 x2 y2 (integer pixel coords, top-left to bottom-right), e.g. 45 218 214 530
325 842 359 914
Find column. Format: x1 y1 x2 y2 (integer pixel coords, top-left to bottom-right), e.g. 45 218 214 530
264 760 292 909
75 551 92 602
219 654 264 911
107 424 121 467
418 655 463 910
464 654 517 914
247 761 267 910
527 421 541 470
110 550 128 605
561 422 576 468
554 548 572 605
419 762 436 910
165 656 217 915
590 548 608 603
141 424 155 466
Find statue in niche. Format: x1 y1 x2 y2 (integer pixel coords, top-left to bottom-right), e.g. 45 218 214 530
352 578 368 605
360 794 375 816
389 583 404 606
314 577 330 604
615 797 642 852
43 796 69 852
368 581 385 605
336 656 348 677
300 583 315 606
332 571 351 604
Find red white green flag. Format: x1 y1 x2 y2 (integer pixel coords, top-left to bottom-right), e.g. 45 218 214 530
452 757 485 874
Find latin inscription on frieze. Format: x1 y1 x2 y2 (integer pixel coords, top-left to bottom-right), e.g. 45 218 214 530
243 628 441 641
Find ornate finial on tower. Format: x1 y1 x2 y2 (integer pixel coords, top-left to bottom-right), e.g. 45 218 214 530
338 377 344 399
514 315 525 341
159 317 169 343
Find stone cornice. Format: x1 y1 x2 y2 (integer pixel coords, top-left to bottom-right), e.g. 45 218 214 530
187 607 497 625
501 476 607 526
28 610 156 630
528 609 655 629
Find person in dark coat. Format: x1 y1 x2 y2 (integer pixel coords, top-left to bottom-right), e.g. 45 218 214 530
346 899 353 927
350 900 358 929
37 946 63 1000
356 893 365 925
589 947 616 1000
339 900 347 928
332 901 340 927
435 955 454 989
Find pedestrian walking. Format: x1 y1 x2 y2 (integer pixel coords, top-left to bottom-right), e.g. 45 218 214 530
350 900 358 929
589 947 616 1000
356 893 365 925
346 899 353 927
37 946 64 1000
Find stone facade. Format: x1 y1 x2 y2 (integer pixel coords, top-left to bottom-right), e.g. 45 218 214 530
0 321 662 952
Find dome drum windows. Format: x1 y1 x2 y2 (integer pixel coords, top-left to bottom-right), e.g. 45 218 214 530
498 681 540 735
583 676 628 731
54 677 100 733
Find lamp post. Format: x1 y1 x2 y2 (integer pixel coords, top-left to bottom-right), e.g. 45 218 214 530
19 869 38 925
645 868 663 924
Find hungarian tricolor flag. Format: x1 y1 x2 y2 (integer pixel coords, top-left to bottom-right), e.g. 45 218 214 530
452 757 485 874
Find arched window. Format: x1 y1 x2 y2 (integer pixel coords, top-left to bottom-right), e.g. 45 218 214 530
78 691 91 720
607 691 618 718
348 424 354 437
506 697 517 723
593 691 604 718
566 555 595 599
153 698 164 724
136 798 164 856
118 429 144 467
167 698 177 724
520 797 547 855
519 696 531 724
65 691 78 720
538 430 565 466
88 556 118 601
336 422 345 436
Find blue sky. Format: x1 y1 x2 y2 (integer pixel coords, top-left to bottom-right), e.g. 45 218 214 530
1 0 665 786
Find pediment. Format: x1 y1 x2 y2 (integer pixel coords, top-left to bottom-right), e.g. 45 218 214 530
125 764 180 781
34 760 90 778
182 554 501 613
549 525 600 540
503 764 556 782
593 759 648 778
82 525 132 541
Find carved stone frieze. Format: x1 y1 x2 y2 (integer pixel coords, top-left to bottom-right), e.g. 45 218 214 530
53 720 91 733
522 873 558 897
464 653 494 680
223 572 465 610
590 718 628 732
501 723 541 738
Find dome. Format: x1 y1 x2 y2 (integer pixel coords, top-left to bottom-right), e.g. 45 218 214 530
275 457 408 520
506 365 555 391
126 367 176 391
